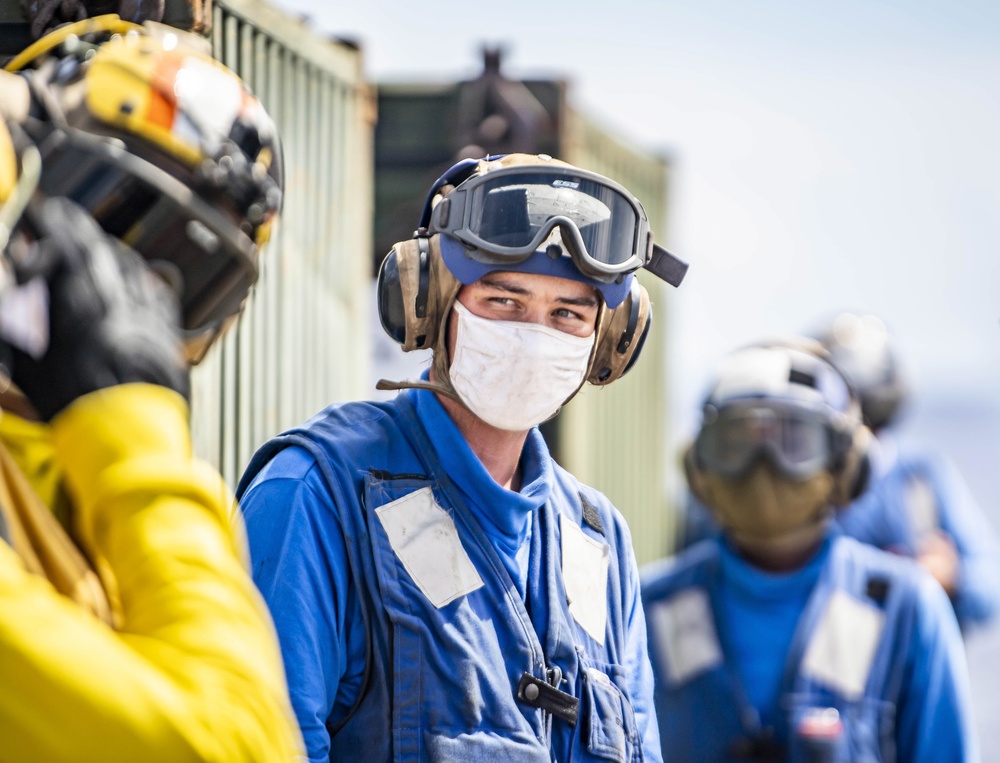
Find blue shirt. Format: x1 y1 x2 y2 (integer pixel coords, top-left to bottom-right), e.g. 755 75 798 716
412 386 547 600
717 536 830 726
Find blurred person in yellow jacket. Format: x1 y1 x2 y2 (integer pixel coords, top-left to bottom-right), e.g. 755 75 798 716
0 16 303 762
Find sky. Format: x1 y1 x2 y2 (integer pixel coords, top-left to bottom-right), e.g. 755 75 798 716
273 0 1000 432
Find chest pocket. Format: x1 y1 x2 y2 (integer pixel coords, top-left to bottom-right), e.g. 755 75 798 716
581 662 642 763
787 694 896 763
791 587 894 762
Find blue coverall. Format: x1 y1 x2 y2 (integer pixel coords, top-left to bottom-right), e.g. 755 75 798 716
641 531 978 762
836 436 1000 629
238 387 661 762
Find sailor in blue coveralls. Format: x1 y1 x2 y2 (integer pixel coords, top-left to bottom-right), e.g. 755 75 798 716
816 312 1000 633
641 341 978 762
677 314 1000 635
237 153 689 762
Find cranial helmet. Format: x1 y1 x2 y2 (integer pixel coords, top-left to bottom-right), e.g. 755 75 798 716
376 153 688 402
686 339 872 510
813 312 907 432
5 15 283 361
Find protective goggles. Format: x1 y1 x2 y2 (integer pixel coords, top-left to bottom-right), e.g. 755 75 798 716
27 123 258 336
694 402 843 481
427 164 686 286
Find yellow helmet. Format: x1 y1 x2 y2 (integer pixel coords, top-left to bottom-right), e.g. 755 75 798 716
0 114 41 277
0 118 15 207
6 16 283 357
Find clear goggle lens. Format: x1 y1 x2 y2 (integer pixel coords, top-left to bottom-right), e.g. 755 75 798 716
695 405 834 480
430 167 648 280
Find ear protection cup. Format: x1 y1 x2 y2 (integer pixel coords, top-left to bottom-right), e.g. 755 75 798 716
587 279 652 386
376 248 407 346
376 235 460 352
828 423 873 507
682 441 714 509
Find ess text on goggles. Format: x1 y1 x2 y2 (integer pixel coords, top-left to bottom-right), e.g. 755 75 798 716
427 165 687 287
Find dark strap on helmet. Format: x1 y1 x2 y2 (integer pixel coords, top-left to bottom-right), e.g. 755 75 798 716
645 243 689 287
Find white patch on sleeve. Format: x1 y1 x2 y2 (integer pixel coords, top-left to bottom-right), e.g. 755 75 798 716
375 487 484 608
801 589 885 700
561 516 610 645
905 474 939 537
0 277 48 358
647 588 723 686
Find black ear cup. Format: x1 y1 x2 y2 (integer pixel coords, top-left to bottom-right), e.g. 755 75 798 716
829 424 873 507
623 305 652 377
850 447 872 500
375 235 460 353
587 279 651 386
376 247 407 345
376 237 434 349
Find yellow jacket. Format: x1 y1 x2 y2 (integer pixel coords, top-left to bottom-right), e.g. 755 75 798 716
0 384 304 762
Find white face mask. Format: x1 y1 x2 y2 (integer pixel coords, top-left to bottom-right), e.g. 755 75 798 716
448 301 595 431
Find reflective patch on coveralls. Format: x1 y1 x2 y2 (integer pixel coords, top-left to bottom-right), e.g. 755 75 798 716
801 589 885 700
561 516 610 645
905 473 938 538
647 588 723 686
375 486 484 608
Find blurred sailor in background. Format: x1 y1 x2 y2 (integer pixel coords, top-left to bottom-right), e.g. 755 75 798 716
815 312 1000 632
642 340 977 762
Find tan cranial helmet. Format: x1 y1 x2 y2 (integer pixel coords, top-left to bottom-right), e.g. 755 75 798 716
684 339 874 547
375 154 674 408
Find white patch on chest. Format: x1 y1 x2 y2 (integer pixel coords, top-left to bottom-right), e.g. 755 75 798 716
801 589 885 699
561 516 610 645
375 487 484 607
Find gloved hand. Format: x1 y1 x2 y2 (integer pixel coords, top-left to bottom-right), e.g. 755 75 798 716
21 0 164 39
22 0 88 40
1 196 189 421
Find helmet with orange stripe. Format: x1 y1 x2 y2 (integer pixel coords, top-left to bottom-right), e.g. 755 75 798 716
6 15 283 361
